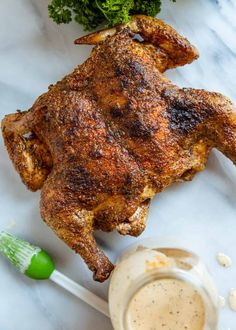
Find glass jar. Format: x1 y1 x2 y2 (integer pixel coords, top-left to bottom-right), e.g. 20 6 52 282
109 238 218 330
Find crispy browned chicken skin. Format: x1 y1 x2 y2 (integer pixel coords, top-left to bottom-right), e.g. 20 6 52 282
2 16 236 281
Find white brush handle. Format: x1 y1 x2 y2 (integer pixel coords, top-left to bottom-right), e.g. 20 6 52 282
50 270 110 317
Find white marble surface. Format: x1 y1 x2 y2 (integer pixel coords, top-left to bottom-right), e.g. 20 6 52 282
0 0 236 329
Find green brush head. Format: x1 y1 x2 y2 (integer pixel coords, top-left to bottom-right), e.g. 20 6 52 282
0 232 55 280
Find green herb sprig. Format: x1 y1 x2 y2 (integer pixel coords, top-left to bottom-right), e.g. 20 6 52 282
48 0 176 31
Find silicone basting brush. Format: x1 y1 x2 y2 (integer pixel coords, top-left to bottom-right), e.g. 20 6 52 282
0 231 109 317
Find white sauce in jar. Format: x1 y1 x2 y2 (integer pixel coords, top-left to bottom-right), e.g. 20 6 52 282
126 278 205 330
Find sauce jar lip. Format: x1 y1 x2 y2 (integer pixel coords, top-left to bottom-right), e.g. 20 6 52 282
116 238 200 265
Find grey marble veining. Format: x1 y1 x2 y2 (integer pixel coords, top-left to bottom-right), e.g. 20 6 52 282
0 0 236 329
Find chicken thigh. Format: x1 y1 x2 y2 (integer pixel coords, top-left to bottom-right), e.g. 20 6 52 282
2 15 236 281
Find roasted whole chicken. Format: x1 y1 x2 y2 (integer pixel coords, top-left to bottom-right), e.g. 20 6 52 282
2 16 236 282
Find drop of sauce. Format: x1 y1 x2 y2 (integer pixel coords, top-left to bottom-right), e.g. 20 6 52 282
218 295 226 308
229 288 236 311
216 253 232 268
125 278 205 330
